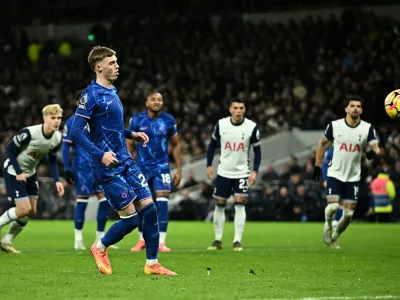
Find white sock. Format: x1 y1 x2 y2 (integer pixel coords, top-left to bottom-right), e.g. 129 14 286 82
146 259 158 266
332 211 352 240
74 229 83 242
0 207 17 228
2 220 25 244
96 231 105 241
324 202 339 230
160 232 167 244
138 231 144 241
213 205 225 241
96 239 106 251
234 204 246 243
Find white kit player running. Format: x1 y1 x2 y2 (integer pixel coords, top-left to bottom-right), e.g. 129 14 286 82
206 99 262 251
0 104 65 253
313 96 380 249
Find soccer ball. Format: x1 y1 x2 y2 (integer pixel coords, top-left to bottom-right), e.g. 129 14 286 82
384 90 400 120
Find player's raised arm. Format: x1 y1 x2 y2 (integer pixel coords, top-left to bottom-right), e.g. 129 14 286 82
206 122 221 181
5 129 32 182
313 122 333 182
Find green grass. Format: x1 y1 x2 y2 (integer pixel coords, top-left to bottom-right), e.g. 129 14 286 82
0 221 399 300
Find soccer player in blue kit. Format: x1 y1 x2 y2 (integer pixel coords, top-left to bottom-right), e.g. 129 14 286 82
128 92 182 253
70 46 176 276
62 91 114 251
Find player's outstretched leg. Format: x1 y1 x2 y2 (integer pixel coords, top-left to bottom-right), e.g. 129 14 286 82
0 218 27 254
207 203 225 250
323 202 339 245
233 203 246 251
130 212 145 252
91 212 139 275
331 208 353 249
156 197 170 252
74 199 88 250
141 202 176 276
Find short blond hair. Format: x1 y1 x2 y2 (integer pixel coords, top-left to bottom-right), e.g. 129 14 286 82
42 104 63 116
88 46 116 71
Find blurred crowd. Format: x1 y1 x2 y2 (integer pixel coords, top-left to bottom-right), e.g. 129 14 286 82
0 10 399 221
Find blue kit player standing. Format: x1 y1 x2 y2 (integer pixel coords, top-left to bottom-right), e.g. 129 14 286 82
62 91 114 251
128 92 182 253
313 96 380 249
70 46 176 276
206 99 262 251
0 104 65 253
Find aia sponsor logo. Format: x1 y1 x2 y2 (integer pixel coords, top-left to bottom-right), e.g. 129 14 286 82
339 143 360 152
224 142 245 151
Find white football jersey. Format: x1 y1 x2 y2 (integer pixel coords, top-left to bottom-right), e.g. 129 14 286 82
324 118 377 182
212 117 260 178
5 125 62 177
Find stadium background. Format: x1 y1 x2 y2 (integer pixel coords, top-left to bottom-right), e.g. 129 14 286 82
0 0 399 223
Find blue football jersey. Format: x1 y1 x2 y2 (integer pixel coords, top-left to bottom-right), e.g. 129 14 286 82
129 111 177 167
75 80 131 167
62 115 91 169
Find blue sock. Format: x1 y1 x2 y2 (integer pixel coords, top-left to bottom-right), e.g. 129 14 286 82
101 213 138 247
137 211 144 235
334 207 343 221
74 199 88 230
141 202 159 260
97 198 110 232
156 197 169 233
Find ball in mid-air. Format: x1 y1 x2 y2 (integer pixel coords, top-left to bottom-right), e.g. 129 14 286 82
384 90 400 120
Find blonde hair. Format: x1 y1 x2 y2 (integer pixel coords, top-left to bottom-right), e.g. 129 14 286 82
42 104 63 116
87 46 116 71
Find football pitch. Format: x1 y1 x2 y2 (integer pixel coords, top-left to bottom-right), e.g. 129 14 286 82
0 221 399 300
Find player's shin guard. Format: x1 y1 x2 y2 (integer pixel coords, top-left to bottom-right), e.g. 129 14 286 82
332 208 353 240
0 207 17 228
74 199 88 230
141 202 159 261
156 197 169 243
100 213 138 248
234 203 246 243
96 198 110 235
214 204 226 241
1 217 28 244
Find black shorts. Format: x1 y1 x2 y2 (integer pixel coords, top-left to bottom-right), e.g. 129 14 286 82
3 170 38 202
326 177 359 202
213 175 249 200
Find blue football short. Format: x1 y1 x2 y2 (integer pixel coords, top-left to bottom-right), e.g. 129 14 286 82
92 158 152 210
74 167 102 196
139 163 171 193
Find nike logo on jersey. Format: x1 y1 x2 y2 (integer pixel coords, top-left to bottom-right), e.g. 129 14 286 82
107 100 113 105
